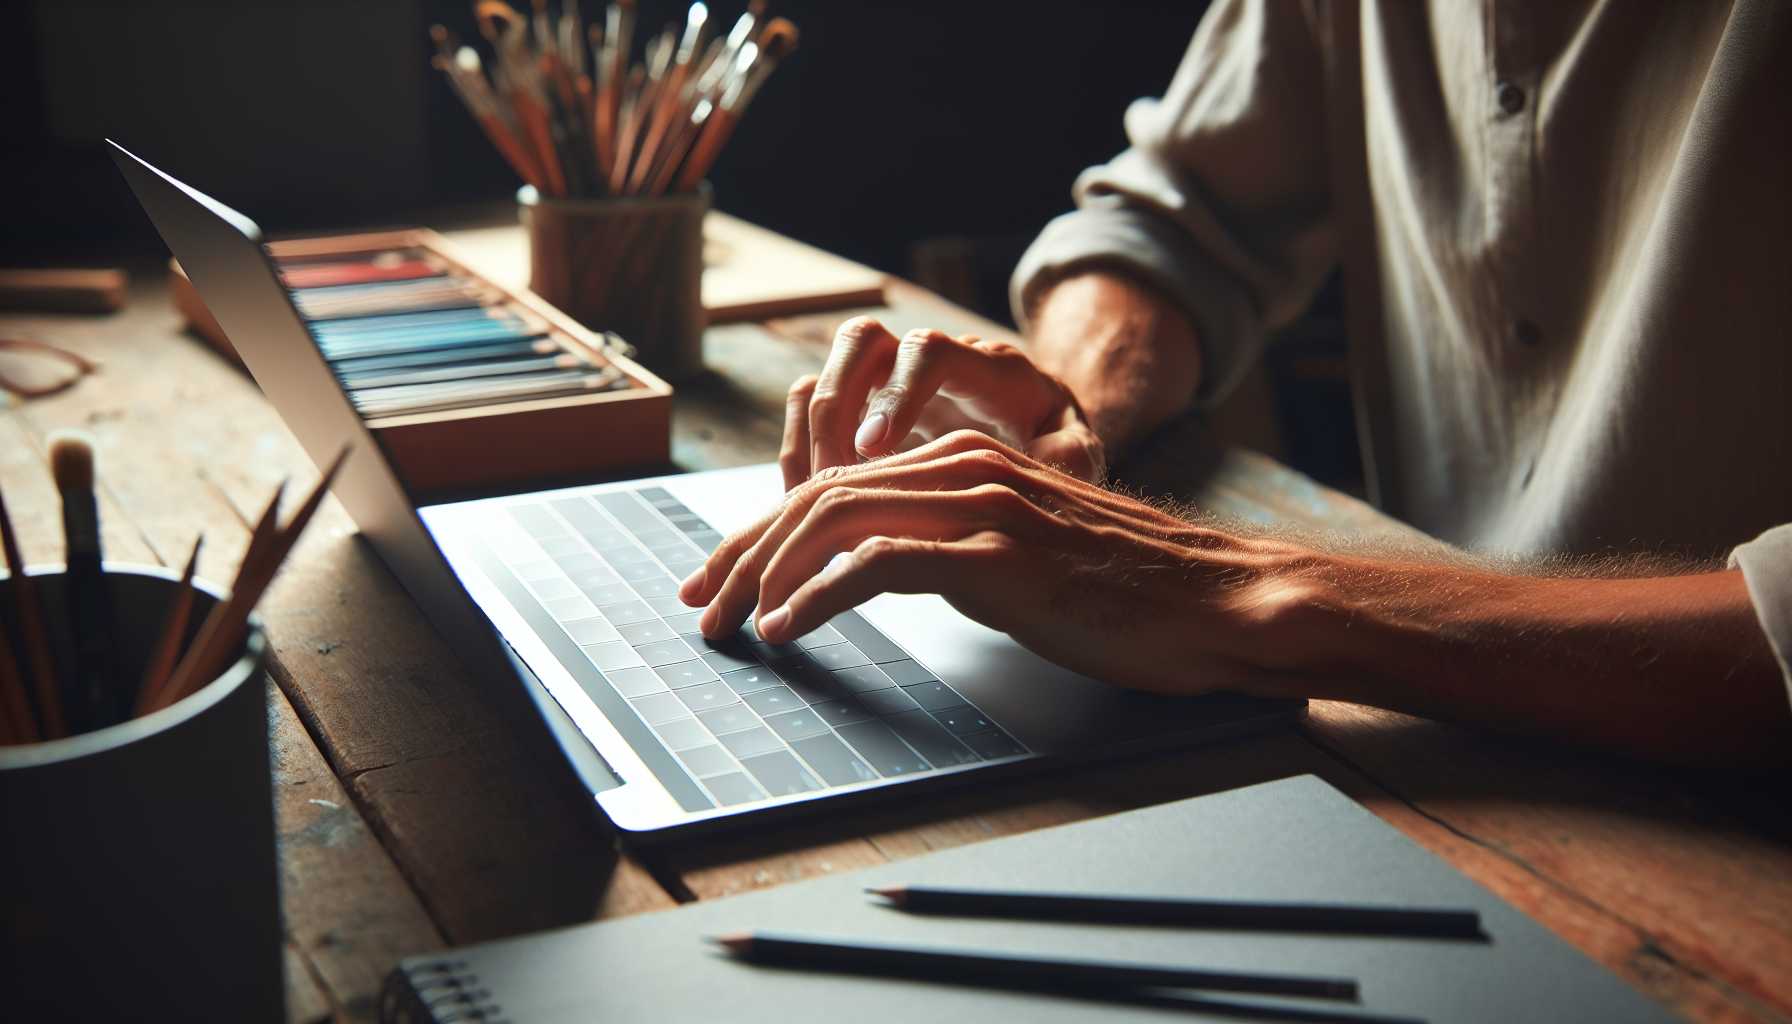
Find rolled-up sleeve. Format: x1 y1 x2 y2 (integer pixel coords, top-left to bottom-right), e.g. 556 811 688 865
1011 0 1339 405
1731 524 1792 709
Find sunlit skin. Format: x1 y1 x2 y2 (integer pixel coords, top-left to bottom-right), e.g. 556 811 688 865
679 272 1791 768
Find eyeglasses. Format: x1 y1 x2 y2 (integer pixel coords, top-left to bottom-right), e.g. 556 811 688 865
0 338 98 399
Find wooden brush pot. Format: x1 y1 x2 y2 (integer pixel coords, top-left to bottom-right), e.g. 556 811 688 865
520 183 710 382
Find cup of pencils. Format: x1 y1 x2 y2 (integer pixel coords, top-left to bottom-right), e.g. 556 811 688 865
0 434 345 1020
432 1 798 381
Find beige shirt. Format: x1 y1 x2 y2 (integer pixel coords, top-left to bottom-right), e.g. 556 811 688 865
1012 0 1792 697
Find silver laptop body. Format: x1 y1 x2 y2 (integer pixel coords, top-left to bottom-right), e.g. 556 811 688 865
111 140 1303 836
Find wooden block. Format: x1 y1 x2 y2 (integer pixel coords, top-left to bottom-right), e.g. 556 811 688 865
0 267 128 314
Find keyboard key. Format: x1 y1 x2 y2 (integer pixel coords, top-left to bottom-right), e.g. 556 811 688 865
613 561 668 582
719 725 785 759
666 513 706 532
832 664 896 694
700 648 761 674
763 708 831 743
537 536 583 558
562 616 621 645
662 559 706 580
877 659 938 686
901 680 967 711
810 697 875 728
676 743 735 778
579 582 637 606
806 642 871 671
598 600 656 625
556 552 603 574
675 680 738 712
644 595 692 617
543 596 598 622
595 491 662 531
508 503 562 535
653 716 710 751
628 575 682 598
836 721 931 777
743 685 805 716
739 750 821 797
510 558 557 581
695 703 759 735
773 662 846 704
719 666 782 695
688 530 725 552
702 772 766 807
632 527 679 549
655 660 721 688
605 665 667 698
601 544 656 566
637 486 675 504
582 641 644 672
528 576 579 601
633 638 696 666
661 610 705 635
795 624 844 649
650 540 704 563
856 686 919 716
791 733 879 787
883 710 980 767
628 691 687 725
960 729 1027 759
931 706 995 735
616 619 677 646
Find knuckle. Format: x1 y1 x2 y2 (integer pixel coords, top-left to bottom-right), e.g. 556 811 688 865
939 427 996 452
956 445 1016 477
834 315 886 347
899 328 952 357
809 463 854 488
853 534 903 566
786 374 818 402
967 481 1026 513
813 486 864 516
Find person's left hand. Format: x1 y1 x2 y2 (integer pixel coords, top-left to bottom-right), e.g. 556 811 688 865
677 429 1333 697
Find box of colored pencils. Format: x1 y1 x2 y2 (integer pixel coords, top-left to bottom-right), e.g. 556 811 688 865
174 227 672 496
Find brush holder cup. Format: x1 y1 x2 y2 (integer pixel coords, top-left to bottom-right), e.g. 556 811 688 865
1 566 281 1022
520 183 710 382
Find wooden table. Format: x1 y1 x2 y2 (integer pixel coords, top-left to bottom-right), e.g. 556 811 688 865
3 220 1789 1023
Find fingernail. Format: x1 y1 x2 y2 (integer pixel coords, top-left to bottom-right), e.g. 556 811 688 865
854 412 890 451
758 606 791 640
678 565 707 603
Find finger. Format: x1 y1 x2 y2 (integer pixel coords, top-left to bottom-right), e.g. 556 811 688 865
750 485 1054 630
689 432 1037 622
1025 422 1106 483
758 531 1015 644
809 316 900 476
857 330 1059 457
779 374 818 490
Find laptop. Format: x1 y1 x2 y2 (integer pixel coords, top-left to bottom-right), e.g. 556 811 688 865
110 141 1303 836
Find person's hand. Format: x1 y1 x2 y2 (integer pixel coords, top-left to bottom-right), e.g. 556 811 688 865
680 429 1330 697
778 316 1106 490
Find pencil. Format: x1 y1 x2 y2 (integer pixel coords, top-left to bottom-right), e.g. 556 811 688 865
707 932 1360 1002
0 479 64 738
135 534 204 717
868 886 1485 939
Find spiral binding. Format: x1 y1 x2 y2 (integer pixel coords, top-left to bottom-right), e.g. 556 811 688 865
381 959 510 1023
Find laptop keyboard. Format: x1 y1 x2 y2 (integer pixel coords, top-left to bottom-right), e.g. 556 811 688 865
485 486 1028 808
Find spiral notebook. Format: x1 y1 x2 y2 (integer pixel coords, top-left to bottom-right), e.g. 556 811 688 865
380 775 1670 1023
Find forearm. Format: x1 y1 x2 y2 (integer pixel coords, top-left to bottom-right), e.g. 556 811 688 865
1258 558 1792 767
1026 271 1204 459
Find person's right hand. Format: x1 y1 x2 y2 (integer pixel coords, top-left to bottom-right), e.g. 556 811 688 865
778 316 1105 490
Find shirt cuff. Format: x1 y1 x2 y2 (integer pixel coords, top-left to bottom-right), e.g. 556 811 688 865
1730 523 1792 711
1009 202 1263 408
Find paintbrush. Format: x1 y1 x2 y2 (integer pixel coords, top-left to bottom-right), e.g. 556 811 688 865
0 479 63 737
50 431 116 729
134 534 203 717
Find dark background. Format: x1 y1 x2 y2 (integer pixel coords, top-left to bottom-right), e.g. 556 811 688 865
3 0 1209 304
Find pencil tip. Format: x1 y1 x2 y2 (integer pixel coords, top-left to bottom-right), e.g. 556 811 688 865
705 932 752 952
865 886 904 902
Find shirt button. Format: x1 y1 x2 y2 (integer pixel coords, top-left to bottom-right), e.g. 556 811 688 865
1514 319 1542 347
1496 81 1526 116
